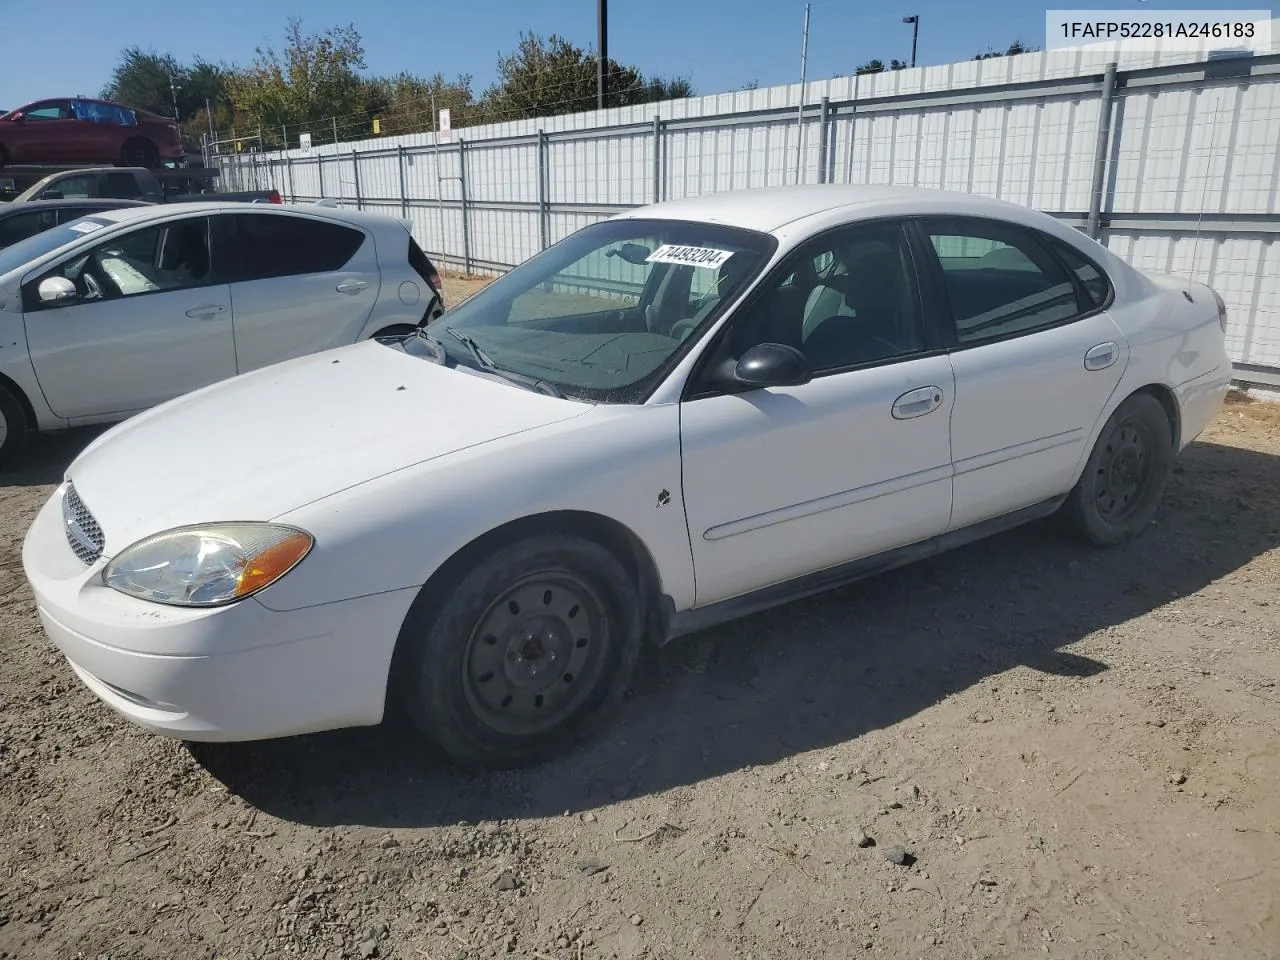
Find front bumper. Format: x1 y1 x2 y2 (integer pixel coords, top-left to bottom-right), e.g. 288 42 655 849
22 484 417 742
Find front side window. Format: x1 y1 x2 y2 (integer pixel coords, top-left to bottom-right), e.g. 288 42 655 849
231 214 364 281
423 218 775 402
718 221 925 375
24 101 71 121
923 218 1080 345
30 217 212 305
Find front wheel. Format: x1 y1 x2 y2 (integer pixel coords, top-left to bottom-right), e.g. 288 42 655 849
1064 393 1173 546
0 385 30 468
399 535 643 768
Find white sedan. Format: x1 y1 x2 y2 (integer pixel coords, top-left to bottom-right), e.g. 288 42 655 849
0 202 444 462
22 185 1231 768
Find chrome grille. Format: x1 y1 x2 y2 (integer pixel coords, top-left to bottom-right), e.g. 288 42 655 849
62 483 105 565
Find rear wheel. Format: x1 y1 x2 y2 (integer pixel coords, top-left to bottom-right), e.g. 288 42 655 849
0 144 9 168
1065 393 1172 546
372 324 418 342
399 535 643 768
0 385 31 468
120 138 159 168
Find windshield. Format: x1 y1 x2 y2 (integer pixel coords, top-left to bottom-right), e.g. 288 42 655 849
0 217 113 279
423 218 776 403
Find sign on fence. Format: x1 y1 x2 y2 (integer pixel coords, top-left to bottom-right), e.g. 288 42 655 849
438 109 452 143
299 132 312 153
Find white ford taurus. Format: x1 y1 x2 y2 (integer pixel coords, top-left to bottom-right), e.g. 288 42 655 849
22 185 1232 767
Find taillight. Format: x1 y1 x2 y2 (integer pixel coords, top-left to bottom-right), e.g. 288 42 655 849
1211 289 1228 332
268 190 282 204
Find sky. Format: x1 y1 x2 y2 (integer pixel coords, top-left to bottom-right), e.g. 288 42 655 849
0 0 1260 110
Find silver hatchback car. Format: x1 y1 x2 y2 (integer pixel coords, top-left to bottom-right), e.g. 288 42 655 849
0 202 444 463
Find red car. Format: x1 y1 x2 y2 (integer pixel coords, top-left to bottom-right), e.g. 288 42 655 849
0 98 184 168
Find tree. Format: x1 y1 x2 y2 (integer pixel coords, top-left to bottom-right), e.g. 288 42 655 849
102 48 234 144
362 72 475 136
478 32 692 122
227 18 368 140
973 39 1038 60
856 59 886 75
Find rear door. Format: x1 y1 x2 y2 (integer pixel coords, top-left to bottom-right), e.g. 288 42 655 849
0 208 58 250
224 212 380 372
21 214 237 419
914 216 1127 530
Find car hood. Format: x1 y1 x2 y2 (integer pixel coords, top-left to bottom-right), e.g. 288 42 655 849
66 341 593 554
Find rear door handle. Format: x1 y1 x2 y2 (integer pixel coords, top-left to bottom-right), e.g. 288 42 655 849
1084 341 1119 371
336 279 370 294
185 304 226 319
892 385 944 420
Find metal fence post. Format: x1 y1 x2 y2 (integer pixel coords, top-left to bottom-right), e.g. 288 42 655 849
652 113 662 203
317 155 325 199
352 150 362 211
285 155 294 202
537 130 549 250
1087 62 1119 240
817 97 831 184
398 145 408 220
459 140 471 274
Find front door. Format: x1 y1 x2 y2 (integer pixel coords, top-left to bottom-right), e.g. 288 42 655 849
680 220 955 606
914 217 1129 530
22 215 237 420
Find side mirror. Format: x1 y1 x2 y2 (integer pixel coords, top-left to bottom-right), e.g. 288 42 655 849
730 342 812 388
39 190 63 200
8 111 24 122
37 276 78 304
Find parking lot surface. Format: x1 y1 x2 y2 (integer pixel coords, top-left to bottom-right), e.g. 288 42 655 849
2 346 1278 958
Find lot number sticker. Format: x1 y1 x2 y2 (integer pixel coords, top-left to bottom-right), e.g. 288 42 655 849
646 244 734 270
67 221 105 234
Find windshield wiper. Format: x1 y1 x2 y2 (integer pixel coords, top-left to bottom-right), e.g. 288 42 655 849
442 326 566 398
445 326 497 368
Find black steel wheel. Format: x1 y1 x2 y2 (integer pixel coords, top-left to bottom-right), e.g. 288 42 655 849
1065 393 1173 546
398 534 643 768
462 570 611 736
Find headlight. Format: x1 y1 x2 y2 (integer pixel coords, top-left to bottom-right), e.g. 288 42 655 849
102 523 313 607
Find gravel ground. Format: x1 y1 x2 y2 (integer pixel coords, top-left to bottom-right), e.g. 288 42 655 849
2 320 1278 960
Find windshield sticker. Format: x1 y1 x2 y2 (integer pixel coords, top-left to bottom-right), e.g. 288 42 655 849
645 244 735 270
67 220 106 234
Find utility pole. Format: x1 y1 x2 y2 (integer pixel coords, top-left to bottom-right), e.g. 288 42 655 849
598 0 608 110
168 73 182 121
795 2 811 185
903 15 919 68
205 97 215 152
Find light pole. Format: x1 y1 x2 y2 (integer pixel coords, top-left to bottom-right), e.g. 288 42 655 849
598 0 608 110
902 15 919 69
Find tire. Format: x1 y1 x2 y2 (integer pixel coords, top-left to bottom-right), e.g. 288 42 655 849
399 534 643 768
120 138 159 168
1064 393 1172 546
0 385 31 468
372 324 418 341
0 144 9 168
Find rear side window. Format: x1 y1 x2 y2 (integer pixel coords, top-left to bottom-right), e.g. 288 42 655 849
0 210 56 248
923 218 1081 345
231 214 364 282
42 175 95 200
101 172 144 200
1048 237 1111 310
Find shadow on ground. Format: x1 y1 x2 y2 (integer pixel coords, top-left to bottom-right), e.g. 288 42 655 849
187 437 1280 827
0 427 108 487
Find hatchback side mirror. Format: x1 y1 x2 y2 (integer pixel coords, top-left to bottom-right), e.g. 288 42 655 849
38 276 79 304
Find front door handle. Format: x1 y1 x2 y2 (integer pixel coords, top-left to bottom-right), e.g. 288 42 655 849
892 385 944 420
1084 341 1119 371
185 304 226 320
336 279 369 294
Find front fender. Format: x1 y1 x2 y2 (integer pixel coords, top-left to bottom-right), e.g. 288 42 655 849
259 403 693 613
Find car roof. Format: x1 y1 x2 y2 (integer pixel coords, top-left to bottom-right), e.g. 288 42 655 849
0 198 151 215
617 184 1047 233
69 201 409 231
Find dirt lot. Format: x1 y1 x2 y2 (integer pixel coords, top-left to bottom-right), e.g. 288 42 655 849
2 350 1278 960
